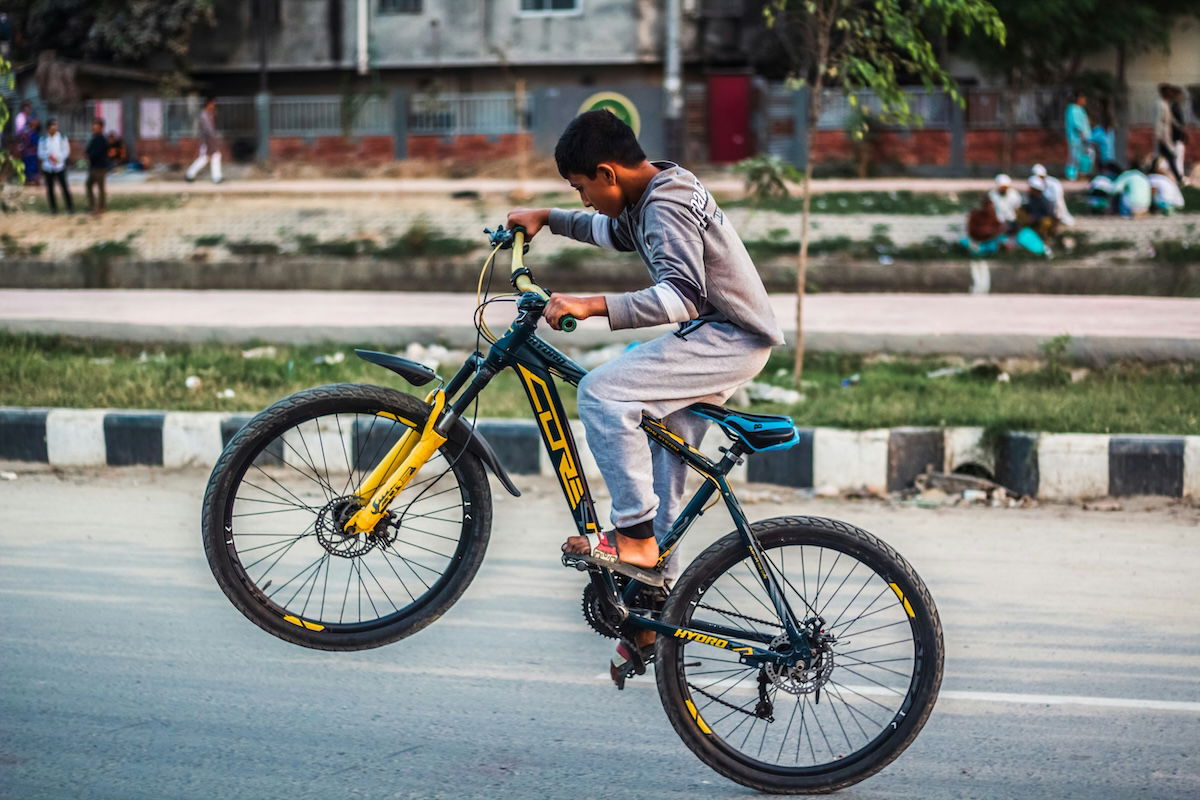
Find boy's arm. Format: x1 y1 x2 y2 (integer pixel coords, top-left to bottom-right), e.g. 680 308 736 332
547 209 635 251
605 204 705 331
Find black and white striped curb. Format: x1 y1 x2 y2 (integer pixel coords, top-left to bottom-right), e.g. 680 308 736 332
2 408 1197 500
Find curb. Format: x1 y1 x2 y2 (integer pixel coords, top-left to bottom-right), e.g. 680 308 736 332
2 408 1197 500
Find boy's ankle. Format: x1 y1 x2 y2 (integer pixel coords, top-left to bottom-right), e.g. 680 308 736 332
614 525 658 568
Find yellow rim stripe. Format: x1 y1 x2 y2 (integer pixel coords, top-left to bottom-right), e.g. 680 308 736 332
375 412 417 428
284 614 326 631
685 699 713 734
889 583 916 618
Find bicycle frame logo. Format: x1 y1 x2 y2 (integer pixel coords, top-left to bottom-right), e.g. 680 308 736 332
516 364 598 533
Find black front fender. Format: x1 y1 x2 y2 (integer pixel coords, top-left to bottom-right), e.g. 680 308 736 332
445 421 522 498
354 349 437 386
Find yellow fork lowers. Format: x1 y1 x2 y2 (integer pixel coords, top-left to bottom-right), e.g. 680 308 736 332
343 389 448 535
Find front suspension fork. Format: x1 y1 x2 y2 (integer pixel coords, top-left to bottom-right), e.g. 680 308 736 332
343 388 447 535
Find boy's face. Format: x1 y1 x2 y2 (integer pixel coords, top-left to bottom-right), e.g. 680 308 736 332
566 164 625 218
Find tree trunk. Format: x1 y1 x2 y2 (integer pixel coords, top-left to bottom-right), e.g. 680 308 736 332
794 71 823 386
1114 43 1129 167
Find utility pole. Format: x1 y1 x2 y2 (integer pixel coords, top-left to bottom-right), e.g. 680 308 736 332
255 0 270 164
357 0 369 75
664 0 683 161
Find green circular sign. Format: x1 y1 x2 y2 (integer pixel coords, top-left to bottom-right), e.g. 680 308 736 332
578 91 641 136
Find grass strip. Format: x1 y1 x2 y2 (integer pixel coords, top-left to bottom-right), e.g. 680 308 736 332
1 333 1197 435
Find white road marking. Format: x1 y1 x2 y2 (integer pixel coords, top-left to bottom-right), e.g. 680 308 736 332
591 673 1200 712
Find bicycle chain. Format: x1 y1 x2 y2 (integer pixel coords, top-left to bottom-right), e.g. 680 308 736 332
695 602 783 631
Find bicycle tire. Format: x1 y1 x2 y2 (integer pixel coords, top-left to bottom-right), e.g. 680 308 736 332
656 516 943 794
201 383 492 651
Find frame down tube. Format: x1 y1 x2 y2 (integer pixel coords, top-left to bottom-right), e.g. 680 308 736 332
509 347 602 539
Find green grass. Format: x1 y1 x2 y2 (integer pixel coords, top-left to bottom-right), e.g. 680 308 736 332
22 193 184 214
726 191 970 215
0 332 565 417
753 351 1200 435
1 333 1196 434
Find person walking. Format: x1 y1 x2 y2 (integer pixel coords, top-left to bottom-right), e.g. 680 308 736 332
185 97 223 183
85 118 110 214
37 119 73 214
1065 90 1092 180
19 117 40 186
1170 86 1189 186
1155 84 1185 184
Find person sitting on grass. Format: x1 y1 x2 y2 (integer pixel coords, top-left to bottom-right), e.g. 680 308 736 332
1022 176 1058 246
987 174 1022 234
961 195 1006 256
1031 164 1074 227
506 110 783 684
1112 168 1152 218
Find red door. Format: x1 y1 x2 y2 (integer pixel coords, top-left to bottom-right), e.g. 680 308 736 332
707 74 751 163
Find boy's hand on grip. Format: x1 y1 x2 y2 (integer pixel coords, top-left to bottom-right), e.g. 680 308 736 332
545 294 605 331
506 208 550 239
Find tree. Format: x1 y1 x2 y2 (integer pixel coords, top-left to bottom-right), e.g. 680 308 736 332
763 0 1004 384
9 0 214 99
0 55 25 187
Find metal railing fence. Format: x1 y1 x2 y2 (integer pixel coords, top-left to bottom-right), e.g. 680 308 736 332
407 91 528 136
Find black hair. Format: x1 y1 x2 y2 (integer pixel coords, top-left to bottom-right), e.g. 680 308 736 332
46 117 57 127
93 118 104 128
204 95 216 106
554 110 646 179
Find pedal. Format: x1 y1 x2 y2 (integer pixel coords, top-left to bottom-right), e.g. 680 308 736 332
561 552 596 572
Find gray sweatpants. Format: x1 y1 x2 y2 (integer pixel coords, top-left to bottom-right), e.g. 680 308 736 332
576 322 771 574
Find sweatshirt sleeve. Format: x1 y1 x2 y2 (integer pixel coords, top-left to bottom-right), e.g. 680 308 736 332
546 209 635 251
605 202 706 331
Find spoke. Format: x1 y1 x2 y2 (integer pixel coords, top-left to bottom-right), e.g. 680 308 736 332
826 570 874 631
300 554 330 619
293 423 336 500
236 536 312 555
808 692 836 760
388 538 454 561
376 542 418 603
827 682 879 737
360 558 400 615
836 665 907 697
233 507 316 519
379 545 434 590
825 683 855 752
728 567 779 621
775 694 801 763
241 523 314 571
836 653 913 681
827 679 895 715
816 558 858 622
275 553 330 607
250 463 321 512
837 639 913 657
836 617 910 640
252 532 308 585
335 413 357 496
829 585 893 634
242 474 318 512
814 551 842 612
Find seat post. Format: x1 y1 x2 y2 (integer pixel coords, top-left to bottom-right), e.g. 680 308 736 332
715 439 749 475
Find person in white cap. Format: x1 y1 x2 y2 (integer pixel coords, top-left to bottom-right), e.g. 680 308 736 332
1031 164 1075 226
1023 175 1057 242
987 174 1022 232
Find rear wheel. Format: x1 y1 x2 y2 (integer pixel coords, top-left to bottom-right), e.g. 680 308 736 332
656 516 943 794
201 383 492 651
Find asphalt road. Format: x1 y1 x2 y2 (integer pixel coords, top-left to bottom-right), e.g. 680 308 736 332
1 467 1198 800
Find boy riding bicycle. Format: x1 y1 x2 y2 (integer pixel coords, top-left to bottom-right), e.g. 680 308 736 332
507 110 784 679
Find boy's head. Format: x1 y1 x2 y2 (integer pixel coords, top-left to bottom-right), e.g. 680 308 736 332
92 118 104 134
555 110 648 217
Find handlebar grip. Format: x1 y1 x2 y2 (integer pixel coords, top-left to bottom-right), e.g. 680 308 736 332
560 316 577 333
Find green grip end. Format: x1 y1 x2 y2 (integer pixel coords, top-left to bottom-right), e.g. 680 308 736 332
560 316 577 333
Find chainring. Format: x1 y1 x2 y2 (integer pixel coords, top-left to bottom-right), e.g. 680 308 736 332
581 579 669 639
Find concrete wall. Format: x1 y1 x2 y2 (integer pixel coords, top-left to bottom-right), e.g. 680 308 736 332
192 0 662 74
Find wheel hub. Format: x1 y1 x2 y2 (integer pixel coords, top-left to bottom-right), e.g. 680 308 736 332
765 633 835 695
315 496 394 558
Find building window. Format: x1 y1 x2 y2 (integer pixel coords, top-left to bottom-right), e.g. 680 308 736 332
379 0 422 13
519 0 582 15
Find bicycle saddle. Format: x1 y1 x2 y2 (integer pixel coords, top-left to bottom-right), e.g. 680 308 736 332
687 403 799 452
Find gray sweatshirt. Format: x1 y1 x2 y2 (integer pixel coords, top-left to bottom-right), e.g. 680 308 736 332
547 162 784 346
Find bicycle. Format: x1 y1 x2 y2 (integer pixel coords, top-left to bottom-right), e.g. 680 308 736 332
201 225 944 794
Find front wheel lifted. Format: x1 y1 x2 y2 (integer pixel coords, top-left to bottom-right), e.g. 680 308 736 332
655 516 944 794
201 383 493 651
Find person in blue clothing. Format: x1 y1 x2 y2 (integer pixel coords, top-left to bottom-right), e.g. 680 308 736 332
1065 90 1093 180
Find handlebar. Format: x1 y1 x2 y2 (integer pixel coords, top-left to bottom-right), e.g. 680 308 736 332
497 227 576 333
